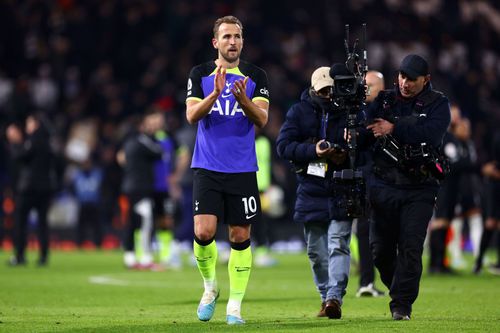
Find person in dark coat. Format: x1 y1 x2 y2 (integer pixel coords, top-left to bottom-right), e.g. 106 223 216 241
6 114 57 266
363 54 451 320
277 66 355 319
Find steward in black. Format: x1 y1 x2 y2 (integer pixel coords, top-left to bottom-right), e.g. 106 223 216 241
362 54 450 320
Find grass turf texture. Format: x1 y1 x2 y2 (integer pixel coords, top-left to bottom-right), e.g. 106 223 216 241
0 251 499 333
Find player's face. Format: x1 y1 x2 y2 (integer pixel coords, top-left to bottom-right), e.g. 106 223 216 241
398 72 429 98
212 23 243 63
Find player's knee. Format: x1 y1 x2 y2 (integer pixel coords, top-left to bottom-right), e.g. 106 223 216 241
228 225 250 243
195 229 216 241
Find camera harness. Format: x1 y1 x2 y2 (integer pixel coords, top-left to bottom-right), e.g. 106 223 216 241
374 88 449 184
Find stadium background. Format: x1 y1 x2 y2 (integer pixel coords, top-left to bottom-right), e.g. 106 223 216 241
0 0 499 248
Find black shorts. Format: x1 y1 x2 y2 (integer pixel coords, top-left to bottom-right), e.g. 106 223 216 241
457 174 481 214
193 168 261 225
153 191 175 217
434 178 460 219
484 179 500 219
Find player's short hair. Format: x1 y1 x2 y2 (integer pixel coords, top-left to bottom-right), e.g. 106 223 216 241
213 15 243 38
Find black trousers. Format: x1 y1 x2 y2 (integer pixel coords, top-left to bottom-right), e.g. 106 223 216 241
14 191 51 261
369 185 437 314
76 202 102 247
356 216 375 287
123 193 153 252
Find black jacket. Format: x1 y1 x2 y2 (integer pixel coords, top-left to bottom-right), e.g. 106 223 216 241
276 89 349 223
363 83 451 187
10 126 57 194
122 133 163 195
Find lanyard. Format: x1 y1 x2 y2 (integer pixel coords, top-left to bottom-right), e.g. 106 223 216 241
320 111 329 140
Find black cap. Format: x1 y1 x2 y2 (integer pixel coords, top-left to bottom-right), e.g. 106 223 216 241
399 54 428 80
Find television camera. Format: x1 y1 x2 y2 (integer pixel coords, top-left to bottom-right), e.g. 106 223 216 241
328 24 368 219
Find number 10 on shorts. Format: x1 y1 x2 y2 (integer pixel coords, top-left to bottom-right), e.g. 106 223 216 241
242 196 257 214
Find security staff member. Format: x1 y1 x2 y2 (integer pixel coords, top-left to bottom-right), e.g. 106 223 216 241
364 54 450 320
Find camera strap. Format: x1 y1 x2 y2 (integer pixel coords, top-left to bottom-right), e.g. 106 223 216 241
320 110 329 140
306 110 330 178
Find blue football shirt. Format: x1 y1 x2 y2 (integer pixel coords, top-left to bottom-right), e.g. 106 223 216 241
186 61 270 173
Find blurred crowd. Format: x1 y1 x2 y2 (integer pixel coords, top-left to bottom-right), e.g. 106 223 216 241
1 0 500 253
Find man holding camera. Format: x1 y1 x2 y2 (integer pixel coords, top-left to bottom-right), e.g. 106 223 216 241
277 66 354 319
363 54 450 320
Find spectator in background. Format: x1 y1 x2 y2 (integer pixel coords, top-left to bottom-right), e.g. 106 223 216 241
151 113 181 269
449 116 482 269
0 139 7 247
6 114 58 266
474 130 500 275
169 119 196 245
253 127 278 267
117 111 164 269
430 105 482 273
70 158 104 249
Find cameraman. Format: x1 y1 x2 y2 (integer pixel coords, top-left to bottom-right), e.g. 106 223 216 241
363 54 450 320
277 66 353 319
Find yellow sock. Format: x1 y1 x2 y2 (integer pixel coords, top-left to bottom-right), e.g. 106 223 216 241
158 230 173 262
134 230 143 259
193 238 218 291
227 241 252 317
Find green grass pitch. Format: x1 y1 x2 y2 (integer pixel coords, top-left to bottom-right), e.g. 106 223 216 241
0 250 499 333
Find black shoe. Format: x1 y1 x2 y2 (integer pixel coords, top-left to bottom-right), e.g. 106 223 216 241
324 299 341 319
7 256 26 266
37 258 48 267
473 261 482 274
392 311 411 320
429 266 457 275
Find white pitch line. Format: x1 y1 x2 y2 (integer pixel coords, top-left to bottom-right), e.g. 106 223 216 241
88 275 173 288
89 275 130 286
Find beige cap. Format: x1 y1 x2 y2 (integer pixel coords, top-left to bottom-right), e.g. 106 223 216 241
311 66 333 91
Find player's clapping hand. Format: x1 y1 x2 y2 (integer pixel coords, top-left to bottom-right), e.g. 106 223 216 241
213 65 226 96
232 76 248 102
